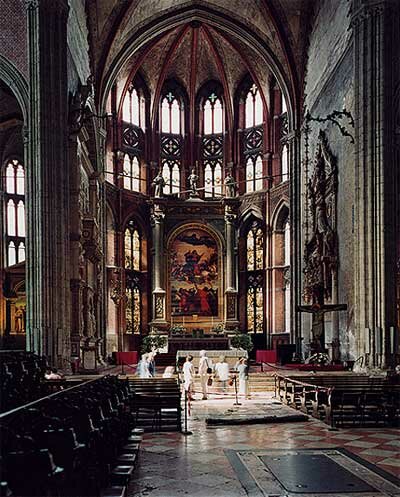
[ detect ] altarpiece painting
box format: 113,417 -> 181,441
170,228 -> 219,316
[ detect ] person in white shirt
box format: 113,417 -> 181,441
182,355 -> 195,400
137,354 -> 151,378
214,355 -> 230,391
198,350 -> 212,400
237,357 -> 250,399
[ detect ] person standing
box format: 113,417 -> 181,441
198,350 -> 212,400
214,355 -> 230,392
148,351 -> 156,377
137,353 -> 151,378
237,357 -> 250,399
182,355 -> 195,400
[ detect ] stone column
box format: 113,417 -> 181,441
150,201 -> 167,326
352,0 -> 400,367
224,198 -> 239,327
287,130 -> 303,353
25,0 -> 71,369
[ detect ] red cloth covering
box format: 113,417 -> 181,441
114,351 -> 138,365
256,350 -> 277,364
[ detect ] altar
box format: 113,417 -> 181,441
168,336 -> 229,355
176,349 -> 247,369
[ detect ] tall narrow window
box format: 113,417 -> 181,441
3,159 -> 25,266
160,91 -> 182,194
246,223 -> 264,333
124,220 -> 142,334
122,85 -> 140,127
124,224 -> 140,270
244,84 -> 264,193
126,279 -> 141,334
281,144 -> 288,182
283,219 -> 291,332
202,93 -> 224,198
123,154 -> 140,192
161,92 -> 181,134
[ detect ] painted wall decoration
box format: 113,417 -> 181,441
170,228 -> 219,316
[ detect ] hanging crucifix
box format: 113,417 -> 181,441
297,302 -> 347,353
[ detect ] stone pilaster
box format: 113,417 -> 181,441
150,201 -> 167,326
352,0 -> 400,367
223,198 -> 239,327
287,130 -> 303,353
25,0 -> 71,369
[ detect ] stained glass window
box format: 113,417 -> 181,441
161,93 -> 181,134
122,86 -> 140,127
3,159 -> 25,266
284,219 -> 291,332
244,84 -> 264,193
281,144 -> 288,182
246,155 -> 263,193
124,224 -> 140,271
247,281 -> 264,334
246,223 -> 264,333
123,154 -> 140,192
126,286 -> 141,334
124,222 -> 142,334
202,93 -> 224,198
162,160 -> 181,194
245,84 -> 263,128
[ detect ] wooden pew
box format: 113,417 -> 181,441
0,375 -> 143,497
274,373 -> 400,428
123,377 -> 182,432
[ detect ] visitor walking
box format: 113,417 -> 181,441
237,357 -> 250,399
214,355 -> 230,392
137,353 -> 151,378
198,350 -> 212,400
182,355 -> 195,400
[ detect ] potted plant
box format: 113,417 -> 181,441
141,333 -> 168,354
230,330 -> 254,353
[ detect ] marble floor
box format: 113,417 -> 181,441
128,393 -> 400,497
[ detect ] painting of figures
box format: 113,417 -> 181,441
170,228 -> 219,316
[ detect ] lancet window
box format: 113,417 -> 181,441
246,223 -> 264,333
202,92 -> 223,198
123,154 -> 140,192
160,91 -> 182,194
124,220 -> 142,334
3,159 -> 25,266
120,84 -> 144,192
244,84 -> 264,193
122,85 -> 141,127
283,218 -> 291,332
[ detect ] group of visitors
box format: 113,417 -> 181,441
182,351 -> 250,401
136,352 -> 157,378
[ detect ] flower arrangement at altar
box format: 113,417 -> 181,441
169,324 -> 186,335
211,322 -> 224,335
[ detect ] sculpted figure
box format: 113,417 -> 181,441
152,170 -> 166,197
224,172 -> 236,197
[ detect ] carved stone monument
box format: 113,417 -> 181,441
298,130 -> 346,353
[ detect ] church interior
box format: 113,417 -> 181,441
0,0 -> 399,496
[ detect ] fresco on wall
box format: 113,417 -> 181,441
170,228 -> 218,316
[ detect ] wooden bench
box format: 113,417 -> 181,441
0,375 -> 143,496
123,377 -> 182,432
275,373 -> 400,428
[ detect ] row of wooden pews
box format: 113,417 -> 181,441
121,377 -> 182,432
0,375 -> 144,497
275,373 -> 400,428
0,351 -> 50,412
